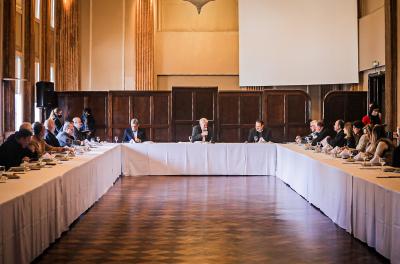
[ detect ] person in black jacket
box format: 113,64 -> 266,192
327,119 -> 346,148
191,118 -> 213,142
122,118 -> 147,143
312,120 -> 333,146
82,108 -> 96,139
248,120 -> 272,142
44,119 -> 61,147
0,129 -> 34,170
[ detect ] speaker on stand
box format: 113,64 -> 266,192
36,81 -> 57,121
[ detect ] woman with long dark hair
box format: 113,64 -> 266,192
362,103 -> 382,126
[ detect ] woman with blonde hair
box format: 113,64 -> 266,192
343,122 -> 356,148
356,124 -> 372,152
365,125 -> 394,164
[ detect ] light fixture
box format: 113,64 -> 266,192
183,0 -> 215,14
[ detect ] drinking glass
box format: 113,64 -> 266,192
114,136 -> 118,143
379,157 -> 386,172
188,136 -> 192,143
363,154 -> 368,166
254,136 -> 259,143
96,136 -> 101,143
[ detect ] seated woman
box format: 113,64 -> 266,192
356,125 -> 372,153
365,125 -> 394,164
343,122 -> 356,148
31,122 -> 66,157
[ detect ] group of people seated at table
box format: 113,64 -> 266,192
122,117 -> 273,143
296,103 -> 400,166
0,107 -> 97,170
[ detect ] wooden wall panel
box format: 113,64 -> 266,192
218,92 -> 262,142
56,92 -> 108,140
263,90 -> 310,143
323,91 -> 368,129
109,91 -> 171,142
172,87 -> 218,142
55,89 -> 311,143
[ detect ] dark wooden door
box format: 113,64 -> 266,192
263,90 -> 310,143
368,72 -> 385,115
172,87 -> 218,142
323,91 -> 368,129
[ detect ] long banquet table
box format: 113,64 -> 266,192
121,143 -> 277,176
0,144 -> 121,264
1,142 -> 400,263
276,143 -> 400,263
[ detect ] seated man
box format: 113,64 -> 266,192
0,129 -> 33,170
44,119 -> 61,147
56,122 -> 76,147
296,120 -> 317,143
122,118 -> 147,143
248,120 -> 272,142
31,122 -> 66,157
191,118 -> 213,142
327,119 -> 346,148
72,117 -> 86,141
5,122 -> 38,160
311,120 -> 332,146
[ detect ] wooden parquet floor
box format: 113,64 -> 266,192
34,176 -> 389,264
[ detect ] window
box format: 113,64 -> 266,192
35,0 -> 41,20
34,61 -> 41,122
50,0 -> 55,28
15,56 -> 23,130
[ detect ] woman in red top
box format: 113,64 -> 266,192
362,103 -> 382,125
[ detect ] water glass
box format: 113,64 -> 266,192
96,136 -> 101,143
379,157 -> 386,172
114,136 -> 118,143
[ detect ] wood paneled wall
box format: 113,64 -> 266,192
56,89 -> 312,143
323,91 -> 368,129
263,90 -> 311,142
219,91 -> 263,142
55,0 -> 80,91
172,87 -> 218,142
56,92 -> 108,139
135,0 -> 155,90
109,91 -> 171,142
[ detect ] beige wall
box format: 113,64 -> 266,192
359,7 -> 385,71
80,0 -> 136,91
155,0 -> 238,90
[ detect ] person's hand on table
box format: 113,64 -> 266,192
22,157 -> 30,162
134,137 -> 141,143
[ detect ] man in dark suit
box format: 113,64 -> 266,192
123,118 -> 147,143
0,129 -> 34,170
191,118 -> 213,142
327,119 -> 346,148
248,120 -> 272,142
57,122 -> 76,147
44,119 -> 61,147
311,120 -> 333,146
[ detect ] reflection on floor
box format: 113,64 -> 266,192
35,176 -> 388,263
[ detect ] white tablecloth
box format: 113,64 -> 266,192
276,144 -> 400,263
121,143 -> 277,176
1,142 -> 399,263
0,144 -> 121,264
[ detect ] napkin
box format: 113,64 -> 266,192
354,152 -> 364,161
340,149 -> 350,159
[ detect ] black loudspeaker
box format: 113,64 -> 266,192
36,81 -> 57,108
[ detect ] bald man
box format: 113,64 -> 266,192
44,119 -> 61,147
